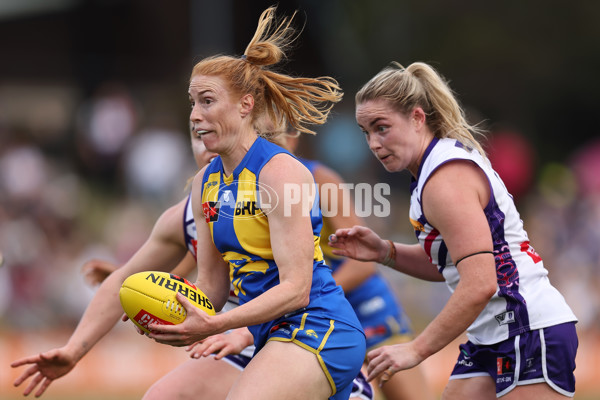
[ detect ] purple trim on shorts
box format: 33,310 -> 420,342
222,354 -> 252,371
351,370 -> 374,400
450,322 -> 577,397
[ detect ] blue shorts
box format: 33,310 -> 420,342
450,322 -> 578,397
267,312 -> 367,400
346,273 -> 414,350
223,354 -> 374,399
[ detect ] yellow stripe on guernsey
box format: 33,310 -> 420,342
318,217 -> 342,263
202,162 -> 324,298
233,169 -> 272,259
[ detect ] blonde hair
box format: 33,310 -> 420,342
191,6 -> 342,135
356,62 -> 486,156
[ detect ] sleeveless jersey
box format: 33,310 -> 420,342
199,137 -> 362,352
184,191 -> 254,357
409,137 -> 576,345
184,193 -> 240,306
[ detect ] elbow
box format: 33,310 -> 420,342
296,289 -> 311,310
475,281 -> 497,306
289,286 -> 311,311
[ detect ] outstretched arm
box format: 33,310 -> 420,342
366,161 -> 497,382
329,226 -> 443,282
11,197 -> 190,397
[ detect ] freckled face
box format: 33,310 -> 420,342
356,99 -> 425,176
188,75 -> 244,154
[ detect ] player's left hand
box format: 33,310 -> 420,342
366,341 -> 424,386
81,259 -> 119,287
147,293 -> 219,346
11,347 -> 78,397
187,327 -> 254,359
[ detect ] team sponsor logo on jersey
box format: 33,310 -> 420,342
494,310 -> 515,326
203,179 -> 277,220
202,201 -> 220,222
235,201 -> 259,216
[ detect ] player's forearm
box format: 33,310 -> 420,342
65,272 -> 127,361
388,242 -> 445,281
412,278 -> 492,359
215,280 -> 310,332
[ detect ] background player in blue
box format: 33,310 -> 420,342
146,6 -> 365,400
272,128 -> 434,400
329,61 -> 578,399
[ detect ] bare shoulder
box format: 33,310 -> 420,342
260,153 -> 313,187
426,160 -> 489,200
423,159 -> 491,228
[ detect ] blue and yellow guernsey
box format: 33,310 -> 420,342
200,137 -> 362,353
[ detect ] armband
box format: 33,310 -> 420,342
455,250 -> 494,266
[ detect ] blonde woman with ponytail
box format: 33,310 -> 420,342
330,62 -> 578,399
145,7 -> 365,400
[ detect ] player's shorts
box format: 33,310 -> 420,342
222,353 -> 252,371
223,352 -> 374,399
449,322 -> 578,397
350,370 -> 374,400
267,312 -> 367,400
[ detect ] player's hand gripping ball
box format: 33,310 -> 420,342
119,271 -> 215,334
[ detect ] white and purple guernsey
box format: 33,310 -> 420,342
409,137 -> 576,345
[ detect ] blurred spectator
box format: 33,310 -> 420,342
75,82 -> 139,179
486,130 -> 536,201
121,128 -> 194,206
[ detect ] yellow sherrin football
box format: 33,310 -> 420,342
119,271 -> 215,334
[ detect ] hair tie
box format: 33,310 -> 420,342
241,54 -> 247,60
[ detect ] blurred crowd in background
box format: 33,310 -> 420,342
1,0 -> 599,340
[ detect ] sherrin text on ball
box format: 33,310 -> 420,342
119,271 -> 215,334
